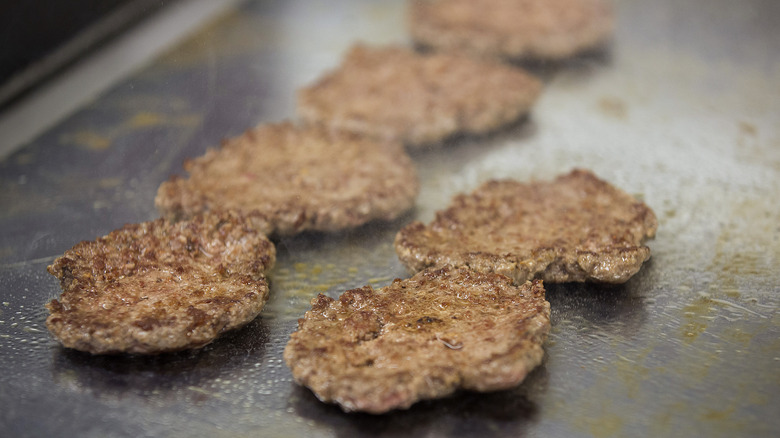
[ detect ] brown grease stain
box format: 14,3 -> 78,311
738,121 -> 757,136
97,178 -> 122,189
13,152 -> 34,165
58,111 -> 201,153
266,262 -> 355,322
60,131 -> 111,151
0,246 -> 13,261
597,97 -> 628,120
652,197 -> 780,432
734,119 -> 780,171
123,112 -> 200,132
681,297 -> 714,342
157,10 -> 277,69
721,326 -> 753,346
700,404 -> 738,424
707,196 -> 780,299
612,348 -> 652,399
265,240 -> 399,323
128,112 -> 165,128
555,331 -> 773,437
586,408 -> 624,438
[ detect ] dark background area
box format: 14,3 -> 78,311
0,0 -> 172,110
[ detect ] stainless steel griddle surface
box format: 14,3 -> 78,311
1,0 -> 778,436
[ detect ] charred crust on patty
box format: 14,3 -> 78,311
395,169 -> 657,284
297,44 -> 541,148
408,0 -> 615,60
155,122 -> 419,237
45,210 -> 275,355
283,265 -> 550,414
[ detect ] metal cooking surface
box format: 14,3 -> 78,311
1,0 -> 778,436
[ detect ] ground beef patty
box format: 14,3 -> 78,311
408,0 -> 615,60
155,122 -> 419,236
395,169 -> 657,284
297,44 -> 541,148
284,266 -> 550,414
45,211 -> 276,355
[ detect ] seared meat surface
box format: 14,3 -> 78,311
46,211 -> 275,354
395,169 -> 657,284
156,122 -> 419,236
298,44 -> 541,148
284,266 -> 550,413
408,0 -> 615,60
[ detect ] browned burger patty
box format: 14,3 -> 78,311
395,169 -> 657,284
408,0 -> 615,60
297,44 -> 542,148
155,122 -> 419,236
284,266 -> 550,414
45,211 -> 276,355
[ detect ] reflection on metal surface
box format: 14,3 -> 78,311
0,0 -> 779,436
0,0 -> 243,159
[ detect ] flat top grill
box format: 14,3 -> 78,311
0,1 -> 778,436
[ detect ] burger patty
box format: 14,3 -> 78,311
395,169 -> 657,284
155,122 -> 419,236
284,265 -> 550,414
45,211 -> 276,355
297,44 -> 541,148
408,0 -> 615,60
